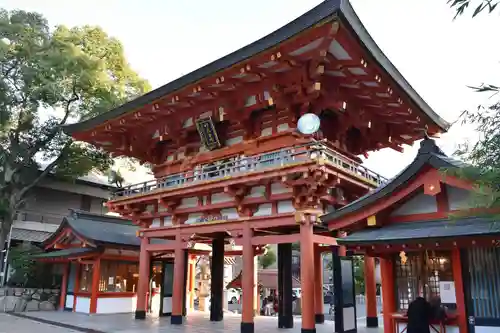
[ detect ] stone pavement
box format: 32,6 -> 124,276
7,311 -> 384,333
0,313 -> 79,333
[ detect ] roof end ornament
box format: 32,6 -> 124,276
419,128 -> 446,156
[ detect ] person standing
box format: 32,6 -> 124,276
406,296 -> 432,333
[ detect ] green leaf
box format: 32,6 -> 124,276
0,9 -> 150,244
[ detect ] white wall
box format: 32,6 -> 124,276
390,191 -> 437,216
96,297 -> 137,314
75,296 -> 90,313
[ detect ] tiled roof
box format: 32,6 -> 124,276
32,247 -> 97,259
321,137 -> 467,224
63,0 -> 448,136
43,210 -> 167,248
337,216 -> 500,244
11,228 -> 52,243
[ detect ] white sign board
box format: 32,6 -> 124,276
439,281 -> 456,304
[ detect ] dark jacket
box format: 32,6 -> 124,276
406,297 -> 432,333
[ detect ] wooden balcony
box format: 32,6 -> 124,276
111,142 -> 387,202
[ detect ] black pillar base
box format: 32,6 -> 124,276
301,328 -> 316,333
315,314 -> 325,324
241,322 -> 254,333
366,316 -> 379,327
171,315 -> 183,325
278,316 -> 294,329
134,310 -> 146,320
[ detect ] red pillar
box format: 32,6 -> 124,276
135,237 -> 150,319
364,255 -> 378,327
451,248 -> 468,333
313,244 -> 324,324
380,257 -> 396,333
89,258 -> 100,314
171,235 -> 186,325
241,225 -> 255,333
188,256 -> 196,311
59,262 -> 69,310
300,220 -> 315,332
73,263 -> 80,312
337,231 -> 347,256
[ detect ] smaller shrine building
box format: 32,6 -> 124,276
322,138 -> 500,333
35,210 -> 227,316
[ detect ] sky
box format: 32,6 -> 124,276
2,0 -> 499,182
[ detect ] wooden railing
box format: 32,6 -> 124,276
112,142 -> 388,199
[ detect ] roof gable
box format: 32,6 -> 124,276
321,137 -> 466,226
44,210 -> 142,248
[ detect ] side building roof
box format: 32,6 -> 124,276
321,137 -> 467,224
63,0 -> 449,136
43,209 -> 143,248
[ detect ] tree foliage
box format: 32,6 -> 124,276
443,1 -> 500,212
258,245 -> 277,269
0,9 -> 150,251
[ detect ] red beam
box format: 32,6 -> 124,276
312,235 -> 337,246
144,242 -> 176,252
249,233 -> 301,246
141,213 -> 296,238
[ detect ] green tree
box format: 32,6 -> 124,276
442,1 -> 500,211
0,10 -> 150,259
258,245 -> 277,269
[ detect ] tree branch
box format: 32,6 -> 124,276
15,142 -> 71,205
29,83 -> 79,156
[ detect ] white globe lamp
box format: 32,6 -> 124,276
297,113 -> 321,135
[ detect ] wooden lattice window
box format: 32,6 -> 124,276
394,251 -> 454,311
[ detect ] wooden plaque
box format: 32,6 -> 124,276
195,116 -> 221,150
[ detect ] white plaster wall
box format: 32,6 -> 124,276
185,213 -> 203,224
254,203 -> 272,216
162,297 -> 172,314
390,192 -> 437,216
271,182 -> 292,194
226,136 -> 243,146
96,297 -> 137,314
260,127 -> 273,137
476,327 -> 500,333
247,186 -> 266,198
65,295 -> 74,309
220,208 -> 239,219
277,123 -> 289,132
151,218 -> 161,228
277,200 -> 295,213
75,297 -> 90,313
179,197 -> 198,209
164,216 -> 173,226
446,185 -> 473,210
211,193 -> 233,204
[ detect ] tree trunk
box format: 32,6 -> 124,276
0,214 -> 14,283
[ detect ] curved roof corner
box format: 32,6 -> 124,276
321,138 -> 465,225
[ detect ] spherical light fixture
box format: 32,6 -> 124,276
297,113 -> 321,135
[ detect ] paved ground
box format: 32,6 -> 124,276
227,302 -> 383,320
0,313 -> 80,333
9,311 -> 384,333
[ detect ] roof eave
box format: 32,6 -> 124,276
338,1 -> 449,132
63,0 -> 448,137
62,0 -> 344,136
